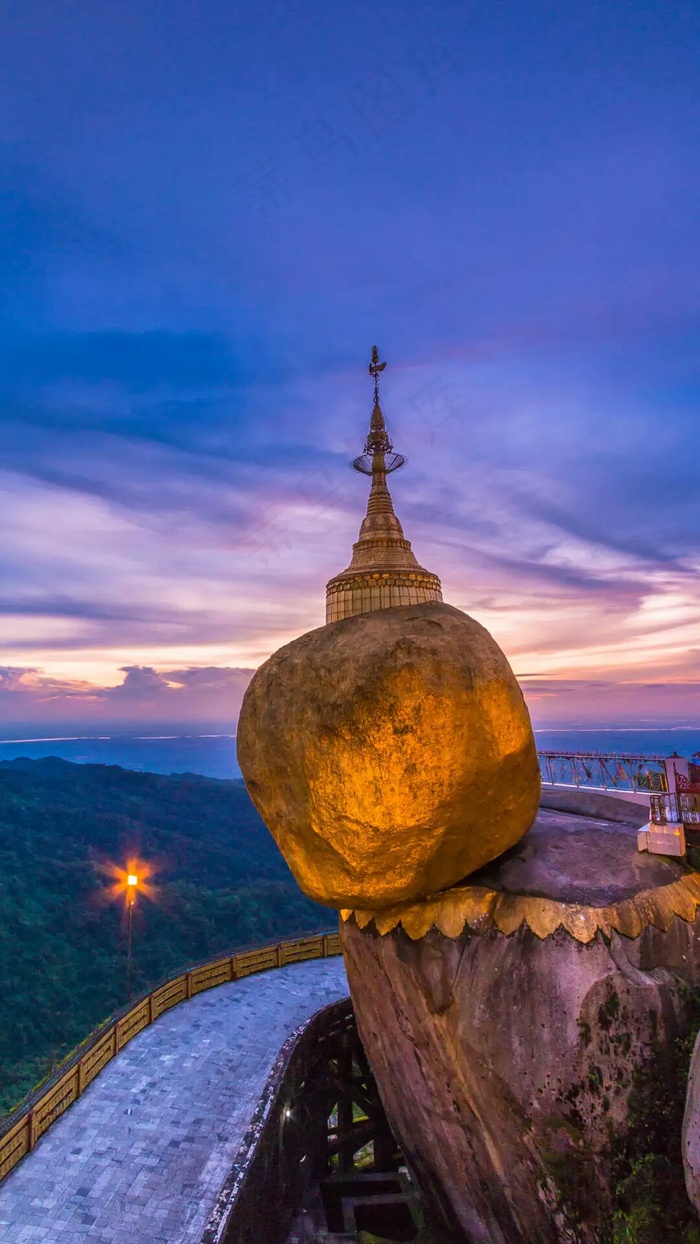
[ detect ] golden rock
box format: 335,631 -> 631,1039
236,600 -> 540,909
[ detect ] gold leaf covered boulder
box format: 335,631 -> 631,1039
236,600 -> 540,909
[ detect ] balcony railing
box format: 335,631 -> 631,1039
633,790 -> 700,831
538,750 -> 667,793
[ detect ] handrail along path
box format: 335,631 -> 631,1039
0,929 -> 342,1186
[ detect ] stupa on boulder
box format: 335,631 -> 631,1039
325,346 -> 443,622
237,349 -> 700,1243
237,349 -> 540,909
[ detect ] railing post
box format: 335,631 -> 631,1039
665,755 -> 690,794
27,1111 -> 35,1152
650,794 -> 668,826
230,955 -> 237,981
77,1062 -> 83,1098
186,971 -> 193,999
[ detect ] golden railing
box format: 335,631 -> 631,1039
0,929 -> 342,1186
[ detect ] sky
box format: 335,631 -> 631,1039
0,0 -> 699,729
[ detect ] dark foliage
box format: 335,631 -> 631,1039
0,757 -> 328,1115
605,983 -> 700,1243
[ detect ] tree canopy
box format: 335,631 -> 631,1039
0,757 -> 327,1114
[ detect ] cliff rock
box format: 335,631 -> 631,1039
341,808 -> 700,1243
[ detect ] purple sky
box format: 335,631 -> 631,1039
1,1 -> 699,728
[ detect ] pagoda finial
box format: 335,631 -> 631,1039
354,347 -> 405,471
369,344 -> 387,406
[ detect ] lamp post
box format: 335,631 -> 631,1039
126,872 -> 138,1001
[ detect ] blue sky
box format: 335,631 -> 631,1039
1,0 -> 699,726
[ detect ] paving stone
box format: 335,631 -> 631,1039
0,958 -> 348,1242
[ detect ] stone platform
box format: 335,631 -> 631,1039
469,807 -> 679,904
341,803 -> 700,1244
344,806 -> 698,942
0,958 -> 348,1244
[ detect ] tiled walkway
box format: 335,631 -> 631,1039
0,958 -> 348,1244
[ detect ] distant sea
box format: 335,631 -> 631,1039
0,730 -> 240,779
0,726 -> 697,779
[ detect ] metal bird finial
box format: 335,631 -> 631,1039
368,345 -> 387,405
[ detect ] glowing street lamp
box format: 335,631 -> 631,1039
97,856 -> 157,1003
125,873 -> 139,1000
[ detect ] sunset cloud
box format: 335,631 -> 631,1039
1,663 -> 697,730
1,2 -> 698,729
0,665 -> 254,725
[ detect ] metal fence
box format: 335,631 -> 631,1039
0,929 -> 341,1187
651,792 -> 700,828
538,751 -> 667,792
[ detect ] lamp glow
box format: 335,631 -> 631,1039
96,855 -> 158,1003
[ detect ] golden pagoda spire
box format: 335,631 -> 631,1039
325,348 -> 443,624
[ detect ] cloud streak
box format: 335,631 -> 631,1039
2,664 -> 697,730
0,3 -> 699,726
0,665 -> 255,725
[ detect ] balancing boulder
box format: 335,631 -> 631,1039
236,601 -> 540,909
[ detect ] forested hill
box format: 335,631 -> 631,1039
0,757 -> 328,1115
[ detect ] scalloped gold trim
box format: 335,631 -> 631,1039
340,873 -> 700,944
